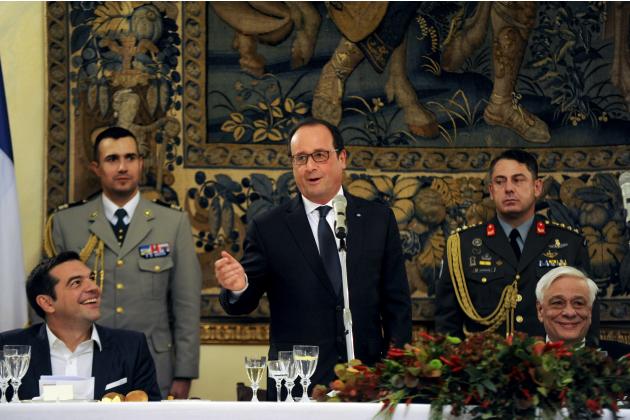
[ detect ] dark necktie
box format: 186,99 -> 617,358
113,208 -> 128,245
509,229 -> 521,260
317,206 -> 342,296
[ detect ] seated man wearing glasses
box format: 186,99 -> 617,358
215,117 -> 412,399
536,266 -> 630,359
0,251 -> 160,401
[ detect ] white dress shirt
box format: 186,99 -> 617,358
301,186 -> 345,254
46,324 -> 101,377
102,191 -> 140,225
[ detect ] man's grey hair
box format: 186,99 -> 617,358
535,266 -> 598,305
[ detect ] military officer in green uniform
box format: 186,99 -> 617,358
435,149 -> 599,345
45,127 -> 201,398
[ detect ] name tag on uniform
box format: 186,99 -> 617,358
139,243 -> 170,259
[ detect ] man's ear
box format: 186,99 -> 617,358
534,178 -> 543,199
536,301 -> 543,323
89,160 -> 99,176
36,295 -> 55,315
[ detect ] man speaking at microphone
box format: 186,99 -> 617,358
215,118 -> 411,398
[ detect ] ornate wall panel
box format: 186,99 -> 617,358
46,2 -> 630,344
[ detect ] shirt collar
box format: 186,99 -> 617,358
46,323 -> 102,351
497,214 -> 534,241
301,186 -> 345,216
102,191 -> 140,225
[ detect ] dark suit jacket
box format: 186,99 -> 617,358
599,340 -> 630,360
220,193 -> 412,390
0,323 -> 161,401
436,215 -> 599,346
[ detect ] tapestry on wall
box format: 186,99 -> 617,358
46,2 -> 630,344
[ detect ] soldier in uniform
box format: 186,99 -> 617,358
435,149 -> 599,345
44,127 -> 201,398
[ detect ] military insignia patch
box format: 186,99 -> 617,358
472,238 -> 482,247
538,258 -> 568,268
469,256 -> 477,267
543,250 -> 558,259
486,224 -> 496,237
549,239 -> 568,249
479,253 -> 493,266
536,221 -> 546,235
139,243 -> 170,259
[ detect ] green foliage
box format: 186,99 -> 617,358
315,332 -> 630,419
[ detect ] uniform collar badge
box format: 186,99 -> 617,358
536,221 -> 546,235
486,224 -> 496,237
472,238 -> 482,247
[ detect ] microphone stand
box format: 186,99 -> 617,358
338,236 -> 355,361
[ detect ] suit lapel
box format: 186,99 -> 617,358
519,216 -> 549,270
345,194 -> 364,291
91,325 -> 111,397
484,218 -> 519,269
284,196 -> 337,297
88,198 -> 122,253
119,197 -> 153,258
32,324 -> 52,377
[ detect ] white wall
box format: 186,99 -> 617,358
0,2 -> 267,401
0,2 -> 46,272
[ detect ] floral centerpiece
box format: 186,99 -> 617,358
312,332 -> 630,419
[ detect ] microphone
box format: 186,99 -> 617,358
332,195 -> 347,239
620,171 -> 630,225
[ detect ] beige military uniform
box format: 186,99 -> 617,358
45,194 -> 201,396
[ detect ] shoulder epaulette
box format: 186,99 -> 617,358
544,219 -> 582,235
152,198 -> 183,211
54,199 -> 87,212
452,221 -> 484,235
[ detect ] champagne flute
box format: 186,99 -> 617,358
244,356 -> 266,402
278,351 -> 298,402
293,345 -> 318,403
3,345 -> 31,403
0,349 -> 16,403
267,360 -> 287,402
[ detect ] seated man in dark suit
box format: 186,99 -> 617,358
536,266 -> 630,359
0,251 -> 161,401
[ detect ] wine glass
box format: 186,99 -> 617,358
0,349 -> 16,403
292,345 -> 318,403
3,345 -> 31,403
267,360 -> 287,402
278,351 -> 298,402
244,356 -> 266,402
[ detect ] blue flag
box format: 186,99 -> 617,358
0,58 -> 28,331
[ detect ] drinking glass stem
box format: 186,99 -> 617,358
285,380 -> 294,402
10,380 -> 21,403
0,382 -> 7,404
251,384 -> 259,402
300,377 -> 310,403
275,381 -> 282,402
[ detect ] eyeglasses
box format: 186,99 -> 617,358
290,150 -> 339,166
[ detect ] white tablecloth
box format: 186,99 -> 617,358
0,401 -> 628,420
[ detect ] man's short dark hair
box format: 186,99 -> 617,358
93,126 -> 138,161
488,149 -> 539,179
287,118 -> 345,155
26,251 -> 82,319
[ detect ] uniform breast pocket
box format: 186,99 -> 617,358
138,257 -> 173,299
466,270 -> 509,315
